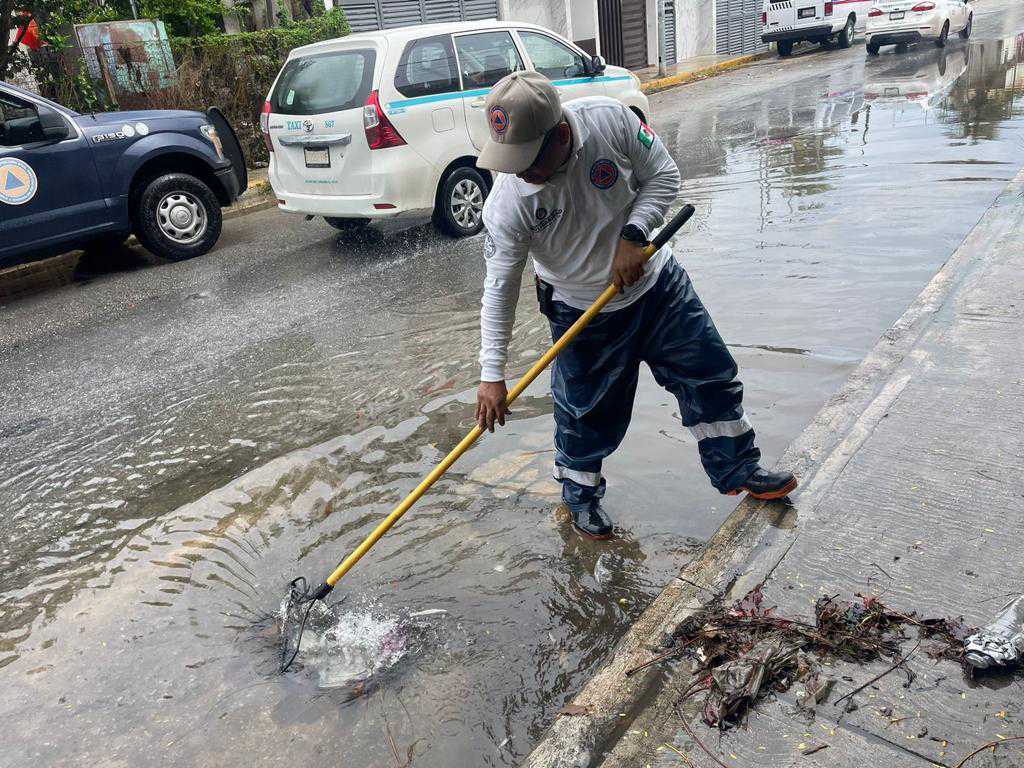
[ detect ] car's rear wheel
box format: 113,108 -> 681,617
133,173 -> 222,261
959,14 -> 972,38
837,16 -> 855,48
935,20 -> 949,47
435,166 -> 487,237
325,217 -> 370,232
777,40 -> 794,57
866,40 -> 881,55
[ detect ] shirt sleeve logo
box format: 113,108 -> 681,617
638,122 -> 655,149
589,159 -> 619,190
489,106 -> 509,139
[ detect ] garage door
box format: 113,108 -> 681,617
597,0 -> 648,69
715,0 -> 766,56
339,0 -> 499,33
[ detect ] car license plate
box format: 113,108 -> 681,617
798,6 -> 815,18
304,147 -> 330,168
889,10 -> 905,19
884,86 -> 900,96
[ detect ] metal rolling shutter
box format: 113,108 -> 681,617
338,0 -> 497,32
663,0 -> 676,65
715,0 -> 766,55
620,0 -> 648,69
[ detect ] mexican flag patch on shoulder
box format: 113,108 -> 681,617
637,122 -> 655,149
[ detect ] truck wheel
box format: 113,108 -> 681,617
133,173 -> 222,261
866,40 -> 880,55
838,16 -> 855,48
935,20 -> 949,47
435,166 -> 487,237
777,40 -> 794,57
325,217 -> 370,232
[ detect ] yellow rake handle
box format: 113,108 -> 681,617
321,204 -> 696,591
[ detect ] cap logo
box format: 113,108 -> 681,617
489,106 -> 509,138
590,159 -> 619,190
536,207 -> 547,220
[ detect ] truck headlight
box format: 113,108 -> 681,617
199,124 -> 224,159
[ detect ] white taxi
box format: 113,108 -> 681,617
261,21 -> 650,237
865,0 -> 972,54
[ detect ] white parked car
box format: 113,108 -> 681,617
761,0 -> 872,57
260,21 -> 650,237
865,0 -> 972,54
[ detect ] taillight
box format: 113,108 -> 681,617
824,1 -> 833,14
761,10 -> 766,24
260,100 -> 273,154
868,7 -> 883,16
911,1 -> 935,10
363,90 -> 406,150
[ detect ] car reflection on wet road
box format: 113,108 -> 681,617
3,9 -> 1024,766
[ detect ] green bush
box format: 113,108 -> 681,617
164,9 -> 351,168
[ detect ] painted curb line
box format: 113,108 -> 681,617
640,52 -> 769,95
521,167 -> 1024,768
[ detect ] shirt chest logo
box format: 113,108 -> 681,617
528,206 -> 564,233
589,159 -> 619,190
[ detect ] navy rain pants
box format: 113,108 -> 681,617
543,258 -> 761,507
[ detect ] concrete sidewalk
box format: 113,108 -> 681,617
525,168 -> 1024,767
636,52 -> 769,95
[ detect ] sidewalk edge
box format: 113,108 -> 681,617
521,166 -> 1024,768
640,53 -> 768,95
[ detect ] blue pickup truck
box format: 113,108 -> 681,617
0,80 -> 247,267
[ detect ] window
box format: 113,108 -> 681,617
454,31 -> 524,90
0,91 -> 42,147
519,32 -> 585,80
271,49 -> 377,115
395,35 -> 459,98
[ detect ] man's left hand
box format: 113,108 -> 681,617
611,238 -> 648,291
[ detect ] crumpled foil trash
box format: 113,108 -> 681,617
964,594 -> 1024,670
704,638 -> 813,726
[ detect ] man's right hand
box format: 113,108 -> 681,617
476,380 -> 510,433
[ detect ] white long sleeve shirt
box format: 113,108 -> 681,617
478,97 -> 681,382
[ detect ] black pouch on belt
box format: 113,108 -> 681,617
535,275 -> 555,318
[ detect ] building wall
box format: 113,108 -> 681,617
676,0 -> 715,57
499,0 -> 572,37
570,0 -> 599,54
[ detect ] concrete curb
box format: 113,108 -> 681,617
640,53 -> 769,95
224,192 -> 276,220
522,168 -> 1024,768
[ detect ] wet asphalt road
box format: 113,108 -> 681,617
3,3 -> 1024,765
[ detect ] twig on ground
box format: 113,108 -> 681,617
801,744 -> 829,756
834,641 -> 920,708
869,561 -> 893,580
626,638 -> 696,677
953,736 -> 1024,768
676,707 -> 730,768
663,741 -> 697,767
678,575 -> 719,597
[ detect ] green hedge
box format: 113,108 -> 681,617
165,9 -> 351,168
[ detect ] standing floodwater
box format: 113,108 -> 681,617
3,14 -> 1024,767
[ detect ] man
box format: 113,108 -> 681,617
474,71 -> 796,540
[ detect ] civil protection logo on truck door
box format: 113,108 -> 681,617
590,159 -> 618,190
0,157 -> 38,205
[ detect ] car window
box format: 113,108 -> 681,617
454,31 -> 524,90
395,35 -> 460,98
0,91 -> 42,147
519,31 -> 585,80
271,49 -> 376,115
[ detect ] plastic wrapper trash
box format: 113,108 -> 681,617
964,594 -> 1024,670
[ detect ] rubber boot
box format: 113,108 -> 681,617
726,467 -> 798,500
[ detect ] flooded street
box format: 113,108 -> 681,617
4,5 -> 1024,765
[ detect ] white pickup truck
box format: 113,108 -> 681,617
761,0 -> 872,56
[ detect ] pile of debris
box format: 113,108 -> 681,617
656,586 -> 975,729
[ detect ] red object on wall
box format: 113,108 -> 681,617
15,17 -> 43,50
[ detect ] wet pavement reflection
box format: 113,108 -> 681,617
3,21 -> 1024,768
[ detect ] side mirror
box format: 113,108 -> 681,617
36,105 -> 70,142
591,55 -> 607,75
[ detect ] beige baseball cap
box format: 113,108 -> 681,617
476,70 -> 564,174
